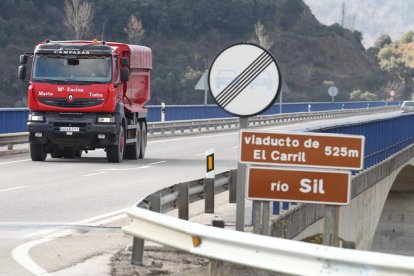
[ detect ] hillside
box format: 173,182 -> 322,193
374,33 -> 414,99
303,0 -> 414,48
0,0 -> 394,107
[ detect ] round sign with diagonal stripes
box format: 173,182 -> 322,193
208,43 -> 281,117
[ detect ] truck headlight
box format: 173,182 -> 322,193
97,116 -> 115,123
28,114 -> 44,122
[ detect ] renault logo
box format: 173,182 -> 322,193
68,94 -> 74,102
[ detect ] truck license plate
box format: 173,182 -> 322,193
59,127 -> 80,132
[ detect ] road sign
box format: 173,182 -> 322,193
328,86 -> 338,97
195,70 -> 210,105
240,130 -> 365,170
195,70 -> 209,90
389,90 -> 396,97
247,167 -> 351,205
208,43 -> 281,117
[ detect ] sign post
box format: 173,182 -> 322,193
389,90 -> 396,101
324,205 -> 340,246
236,118 -> 249,231
328,86 -> 338,103
208,43 -> 282,231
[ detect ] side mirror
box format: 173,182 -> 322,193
19,55 -> 28,65
18,65 -> 27,80
120,68 -> 129,82
120,57 -> 129,67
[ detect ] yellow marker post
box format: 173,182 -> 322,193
206,148 -> 215,179
205,148 -> 215,213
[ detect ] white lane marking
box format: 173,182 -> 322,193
0,159 -> 31,165
12,238 -> 53,276
194,153 -> 205,156
96,165 -> 151,172
13,208 -> 129,275
148,132 -> 234,144
0,186 -> 26,193
232,146 -> 239,149
82,172 -> 106,177
91,213 -> 127,225
93,160 -> 167,173
147,161 -> 167,166
24,208 -> 129,238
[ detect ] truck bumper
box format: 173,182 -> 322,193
27,112 -> 121,149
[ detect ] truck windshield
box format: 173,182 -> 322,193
32,55 -> 112,84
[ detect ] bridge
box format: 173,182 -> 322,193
1,102 -> 414,275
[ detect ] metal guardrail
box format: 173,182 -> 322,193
122,207 -> 414,276
137,170 -> 235,216
0,106 -> 397,152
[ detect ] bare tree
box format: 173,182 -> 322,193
124,15 -> 145,44
340,1 -> 346,27
350,12 -> 358,31
63,0 -> 93,40
340,1 -> 358,31
250,20 -> 273,50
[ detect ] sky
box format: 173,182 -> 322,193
303,0 -> 414,48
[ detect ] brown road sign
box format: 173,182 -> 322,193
240,130 -> 365,170
247,167 -> 351,205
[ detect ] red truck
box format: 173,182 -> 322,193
18,40 -> 152,163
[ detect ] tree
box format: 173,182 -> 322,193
250,20 -> 273,50
401,31 -> 414,44
374,34 -> 392,49
63,0 -> 93,40
349,89 -> 378,101
124,15 -> 145,44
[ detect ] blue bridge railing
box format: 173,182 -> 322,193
317,113 -> 414,169
0,101 -> 400,134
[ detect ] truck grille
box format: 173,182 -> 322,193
39,98 -> 104,108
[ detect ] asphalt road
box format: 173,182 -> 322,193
0,110 -> 403,275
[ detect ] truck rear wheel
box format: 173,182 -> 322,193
125,126 -> 141,160
30,144 -> 47,161
139,121 -> 147,159
107,126 -> 125,163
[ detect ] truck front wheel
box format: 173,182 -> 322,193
30,144 -> 47,161
107,126 -> 125,163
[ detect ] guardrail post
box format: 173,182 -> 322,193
261,201 -> 270,236
150,193 -> 162,213
342,240 -> 356,249
229,169 -> 237,203
178,183 -> 189,220
7,143 -> 13,150
323,205 -> 340,247
253,201 -> 262,234
131,237 -> 145,265
204,178 -> 215,213
209,220 -> 225,275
